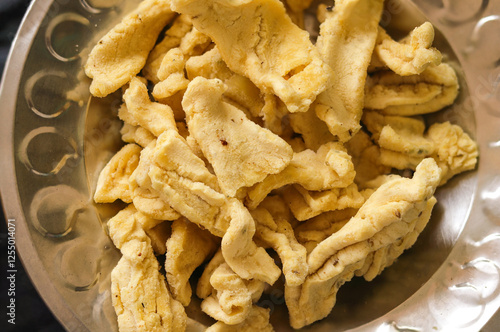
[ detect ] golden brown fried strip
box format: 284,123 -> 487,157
365,63 -> 459,116
246,142 -> 355,209
251,207 -> 308,286
94,143 -> 142,203
314,0 -> 384,141
294,209 -> 356,254
171,0 -> 331,113
108,206 -> 187,332
357,196 -> 436,281
307,158 -> 441,273
426,121 -> 478,185
283,183 -> 366,221
374,23 -> 442,76
362,111 -> 435,157
120,123 -> 156,148
206,305 -> 274,332
345,130 -> 391,186
121,77 -> 177,137
143,14 -> 193,83
182,77 -> 293,197
286,159 -> 441,328
221,199 -> 281,285
85,0 -> 176,97
165,218 -> 218,306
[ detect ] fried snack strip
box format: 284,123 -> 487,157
251,207 -> 308,286
121,123 -> 156,148
197,250 -> 267,325
286,159 -> 441,328
362,111 -> 435,157
357,196 -> 436,281
85,0 -> 176,97
129,142 -> 182,221
294,209 -> 355,254
147,131 -> 229,236
314,0 -> 384,141
365,63 -> 459,116
165,218 -> 218,306
307,158 -> 440,273
108,206 -> 187,332
94,143 -> 142,203
345,130 -> 391,186
143,14 -> 194,83
283,183 -> 366,221
121,77 -> 177,137
206,305 -> 274,332
373,22 -> 442,76
246,142 -> 355,209
426,121 -> 478,185
221,199 -> 282,285
171,0 -> 331,113
182,77 -> 293,197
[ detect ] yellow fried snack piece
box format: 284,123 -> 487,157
197,250 -> 267,325
357,196 -> 436,281
120,123 -> 156,148
94,143 -> 142,203
379,148 -> 426,170
153,72 -> 191,100
108,206 -> 187,332
362,111 -> 435,157
314,0 -> 384,141
185,47 -> 264,121
246,142 -> 355,209
286,159 -> 441,328
121,77 -> 177,137
171,0 -> 331,113
147,131 -> 228,237
182,77 -> 293,197
294,209 -> 356,254
221,199 -> 281,285
85,0 -> 176,97
345,130 -> 391,186
374,22 -> 442,76
426,121 -> 478,185
165,218 -> 218,306
365,63 -> 459,116
143,14 -> 193,83
129,146 -> 182,221
145,221 -> 172,255
307,158 -> 440,273
251,207 -> 308,286
201,263 -> 262,325
206,305 -> 274,332
283,183 -> 366,221
289,108 -> 335,151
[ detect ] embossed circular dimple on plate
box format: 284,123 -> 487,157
0,0 -> 499,331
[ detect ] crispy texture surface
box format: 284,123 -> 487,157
85,0 -> 175,97
365,63 -> 459,115
314,0 -> 384,141
286,159 -> 441,328
171,0 -> 331,113
166,218 -> 218,306
374,23 -> 442,76
94,143 -> 142,203
109,206 -> 187,332
246,142 -> 355,209
183,77 -> 293,197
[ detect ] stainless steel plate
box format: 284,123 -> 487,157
1,0 -> 499,331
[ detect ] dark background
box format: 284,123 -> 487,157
1,0 -> 65,331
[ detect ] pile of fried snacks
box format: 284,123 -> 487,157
86,0 -> 479,330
